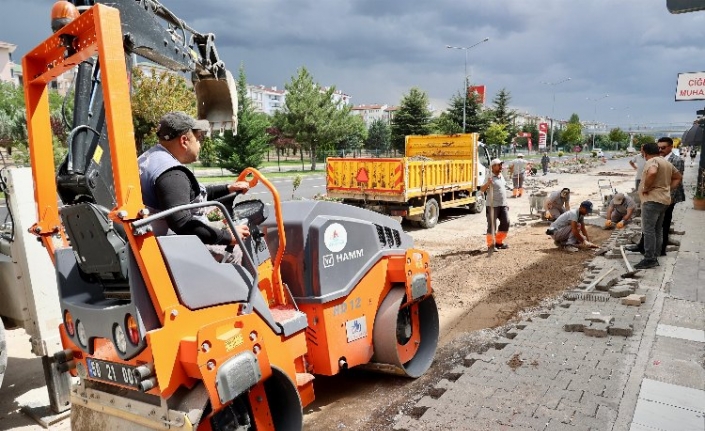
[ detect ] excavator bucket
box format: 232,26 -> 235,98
195,69 -> 238,133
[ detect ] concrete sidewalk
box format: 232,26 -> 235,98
393,164 -> 705,430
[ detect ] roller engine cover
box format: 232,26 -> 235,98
262,201 -> 412,304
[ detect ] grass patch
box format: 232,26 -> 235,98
197,169 -> 324,184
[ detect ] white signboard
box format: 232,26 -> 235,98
675,72 -> 705,101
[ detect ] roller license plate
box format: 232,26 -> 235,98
85,358 -> 140,388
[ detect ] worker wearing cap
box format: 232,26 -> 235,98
508,153 -> 527,198
543,188 -> 571,220
479,158 -> 510,250
138,111 -> 250,262
604,193 -> 636,229
547,201 -> 598,252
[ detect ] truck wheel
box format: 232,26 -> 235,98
420,198 -> 439,229
468,193 -> 486,214
0,318 -> 7,388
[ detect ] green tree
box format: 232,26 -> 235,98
443,88 -> 489,135
608,128 -> 628,145
279,67 -> 354,170
336,114 -> 367,158
390,87 -> 432,153
489,88 -> 517,146
560,113 -> 583,147
365,118 -> 392,155
484,122 -> 509,154
215,65 -> 270,173
430,112 -> 462,135
1,81 -> 72,164
131,68 -> 196,152
633,134 -> 655,147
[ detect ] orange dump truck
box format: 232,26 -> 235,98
326,133 -> 491,228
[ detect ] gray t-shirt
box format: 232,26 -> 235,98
610,195 -> 637,216
487,173 -> 508,207
630,154 -> 645,179
545,190 -> 569,210
550,208 -> 582,231
509,158 -> 527,178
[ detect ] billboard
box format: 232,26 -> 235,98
468,85 -> 486,104
538,123 -> 548,150
675,72 -> 705,101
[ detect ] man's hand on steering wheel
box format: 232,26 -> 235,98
228,181 -> 250,194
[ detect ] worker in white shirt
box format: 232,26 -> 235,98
508,153 -> 527,198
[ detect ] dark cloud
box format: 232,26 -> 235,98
3,0 -> 705,130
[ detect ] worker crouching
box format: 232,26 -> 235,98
543,188 -> 571,220
604,193 -> 636,229
546,200 -> 598,252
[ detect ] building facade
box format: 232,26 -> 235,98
350,104 -> 398,128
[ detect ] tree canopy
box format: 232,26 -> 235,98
130,68 -> 196,152
215,65 -> 270,173
277,67 -> 357,169
390,87 -> 432,153
365,118 -> 392,154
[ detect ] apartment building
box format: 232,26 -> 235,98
246,85 -> 286,115
0,41 -> 17,84
351,104 -> 398,128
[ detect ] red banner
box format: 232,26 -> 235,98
538,122 -> 548,150
468,85 -> 486,104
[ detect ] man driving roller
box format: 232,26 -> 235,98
138,111 -> 250,262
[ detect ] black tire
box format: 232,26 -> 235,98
468,193 -> 486,214
0,318 -> 7,388
420,198 -> 440,229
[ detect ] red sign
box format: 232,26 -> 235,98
468,85 -> 486,104
538,122 -> 548,150
356,168 -> 369,183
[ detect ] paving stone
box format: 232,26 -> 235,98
621,295 -> 642,306
596,274 -> 620,291
585,314 -> 614,324
583,322 -> 609,338
608,318 -> 634,336
609,285 -> 633,298
564,322 -> 586,332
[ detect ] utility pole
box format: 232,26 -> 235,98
446,37 -> 490,132
540,78 -> 571,152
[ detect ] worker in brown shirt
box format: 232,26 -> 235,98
634,142 -> 682,269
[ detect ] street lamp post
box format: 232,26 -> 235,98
610,106 -> 630,150
540,77 -> 571,153
587,94 -> 609,150
446,37 -> 490,133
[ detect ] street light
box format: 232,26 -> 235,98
587,94 -> 609,150
446,37 -> 490,133
540,77 -> 571,152
610,106 -> 630,150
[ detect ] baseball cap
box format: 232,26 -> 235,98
156,111 -> 210,141
490,158 -> 503,166
580,200 -> 593,214
612,193 -> 625,205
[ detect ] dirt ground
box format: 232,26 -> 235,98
303,158 -> 634,430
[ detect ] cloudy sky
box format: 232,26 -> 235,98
3,0 -> 705,133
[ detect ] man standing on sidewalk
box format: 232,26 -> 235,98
508,153 -> 527,198
627,137 -> 685,256
632,142 -> 682,269
480,158 -> 510,250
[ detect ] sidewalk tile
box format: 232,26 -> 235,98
656,324 -> 705,343
638,379 -> 705,414
632,398 -> 705,431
